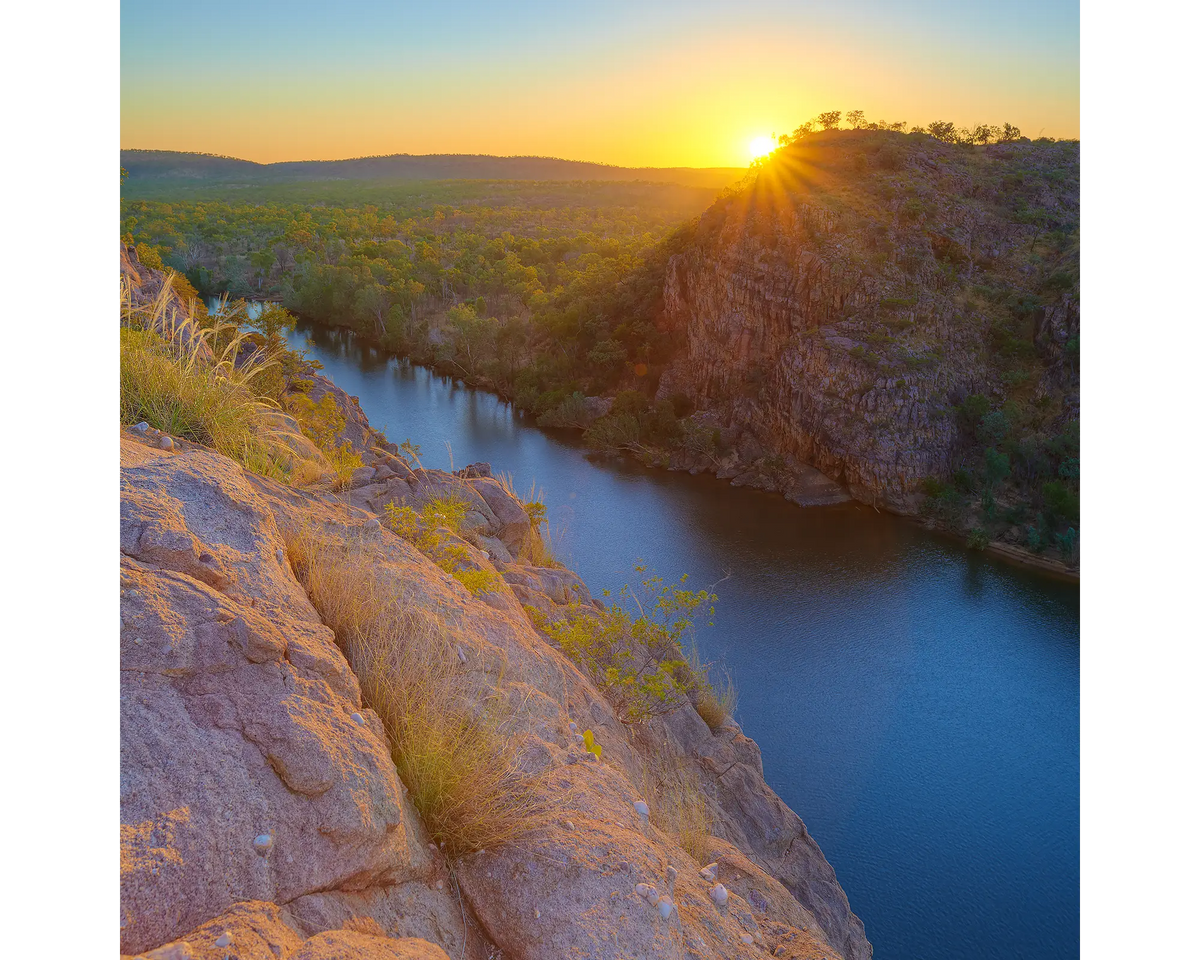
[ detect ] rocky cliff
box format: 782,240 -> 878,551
120,257 -> 871,959
657,130 -> 1079,546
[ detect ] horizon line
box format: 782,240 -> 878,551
119,147 -> 750,171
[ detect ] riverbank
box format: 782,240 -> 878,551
272,307 -> 1078,581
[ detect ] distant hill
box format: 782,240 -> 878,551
120,150 -> 746,190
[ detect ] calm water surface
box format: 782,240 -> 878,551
276,315 -> 1080,960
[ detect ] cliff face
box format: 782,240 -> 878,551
658,131 -> 1080,515
120,427 -> 870,960
121,256 -> 871,960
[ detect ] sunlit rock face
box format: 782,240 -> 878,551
659,132 -> 1079,514
119,425 -> 871,960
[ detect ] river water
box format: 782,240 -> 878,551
275,314 -> 1080,960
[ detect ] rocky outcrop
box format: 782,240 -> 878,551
121,422 -> 870,959
657,132 -> 1080,514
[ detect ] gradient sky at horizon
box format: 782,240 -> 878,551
121,0 -> 1079,167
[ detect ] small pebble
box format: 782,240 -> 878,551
159,436 -> 174,451
633,800 -> 650,818
534,907 -> 541,919
584,751 -> 597,762
565,754 -> 578,765
574,733 -> 585,745
709,883 -> 729,906
253,834 -> 273,855
436,880 -> 444,890
740,933 -> 754,944
364,518 -> 381,534
562,819 -> 575,831
215,932 -> 233,948
635,882 -> 657,901
656,895 -> 675,919
456,645 -> 467,664
568,721 -> 578,733
666,865 -> 678,890
351,712 -> 365,725
429,843 -> 438,853
133,421 -> 150,433
276,548 -> 285,564
700,861 -> 719,881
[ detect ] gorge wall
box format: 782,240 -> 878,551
656,131 -> 1080,519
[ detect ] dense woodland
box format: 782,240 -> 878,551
121,178 -> 716,414
122,119 -> 1079,561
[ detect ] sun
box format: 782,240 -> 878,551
749,135 -> 774,159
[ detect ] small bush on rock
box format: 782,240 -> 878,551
534,566 -> 718,724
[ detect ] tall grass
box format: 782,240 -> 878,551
287,526 -> 552,855
689,649 -> 739,732
121,274 -> 316,481
496,471 -> 561,567
640,745 -> 712,863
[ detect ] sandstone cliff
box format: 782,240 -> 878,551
120,256 -> 871,959
656,131 -> 1079,559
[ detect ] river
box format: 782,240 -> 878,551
269,312 -> 1080,960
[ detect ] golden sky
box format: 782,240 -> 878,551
122,1 -> 1079,167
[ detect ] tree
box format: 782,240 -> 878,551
997,122 -> 1022,143
969,124 -> 998,145
817,110 -> 842,130
846,110 -> 866,129
251,303 -> 296,346
927,120 -> 959,143
249,249 -> 275,291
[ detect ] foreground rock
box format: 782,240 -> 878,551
120,417 -> 870,959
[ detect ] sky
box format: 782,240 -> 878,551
121,0 -> 1079,168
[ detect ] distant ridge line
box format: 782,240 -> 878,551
119,149 -> 746,189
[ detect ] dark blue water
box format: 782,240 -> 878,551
278,316 -> 1080,960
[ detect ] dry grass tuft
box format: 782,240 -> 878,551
286,525 -> 552,855
495,472 -> 562,567
640,745 -> 713,863
689,649 -> 739,732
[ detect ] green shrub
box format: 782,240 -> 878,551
967,528 -> 990,550
979,410 -> 1011,444
984,447 -> 1012,483
1055,527 -> 1079,564
536,391 -> 591,428
1041,480 -> 1080,524
534,566 -> 717,724
283,392 -> 365,489
384,497 -> 500,596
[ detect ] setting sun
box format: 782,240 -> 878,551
749,135 -> 775,159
